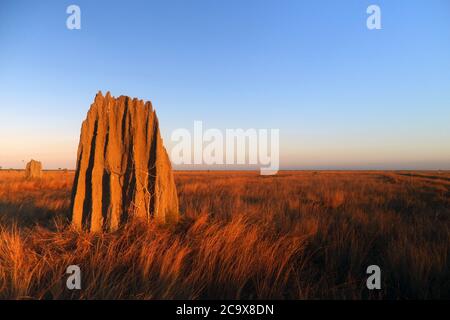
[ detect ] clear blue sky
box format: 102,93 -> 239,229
1,0 -> 449,169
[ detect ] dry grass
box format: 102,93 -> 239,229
0,170 -> 449,299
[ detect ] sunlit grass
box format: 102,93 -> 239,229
0,170 -> 448,299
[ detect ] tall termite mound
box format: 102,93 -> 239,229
25,160 -> 42,179
71,91 -> 179,232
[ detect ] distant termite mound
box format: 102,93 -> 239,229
71,91 -> 179,232
25,160 -> 42,179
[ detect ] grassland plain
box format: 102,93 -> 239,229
0,170 -> 448,299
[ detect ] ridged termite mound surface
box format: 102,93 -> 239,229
71,91 -> 179,232
25,160 -> 42,179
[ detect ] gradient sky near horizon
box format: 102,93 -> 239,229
1,0 -> 449,170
